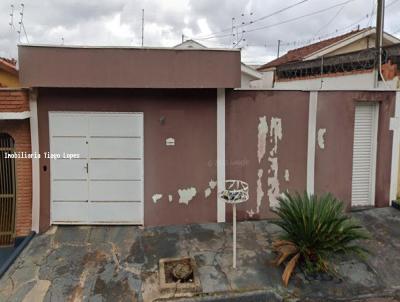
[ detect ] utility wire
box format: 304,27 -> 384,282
314,5 -> 346,36
205,0 -> 399,53
194,0 -> 310,39
386,0 -> 400,7
196,0 -> 356,41
367,0 -> 376,26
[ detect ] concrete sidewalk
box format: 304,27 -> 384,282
0,207 -> 399,301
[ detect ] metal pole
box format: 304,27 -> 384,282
141,9 -> 144,47
374,0 -> 385,87
277,39 -> 281,58
233,203 -> 237,269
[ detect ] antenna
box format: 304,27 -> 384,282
231,12 -> 254,48
141,9 -> 144,47
17,3 -> 24,42
17,3 -> 29,43
231,17 -> 236,47
9,5 -> 15,30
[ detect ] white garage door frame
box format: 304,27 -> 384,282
351,102 -> 379,207
49,111 -> 144,225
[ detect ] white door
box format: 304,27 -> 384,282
351,103 -> 378,207
49,112 -> 144,224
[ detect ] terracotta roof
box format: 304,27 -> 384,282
0,57 -> 18,76
257,28 -> 367,71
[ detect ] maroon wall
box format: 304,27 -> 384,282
19,46 -> 241,88
37,88 -> 217,232
226,90 -> 310,220
315,91 -> 395,208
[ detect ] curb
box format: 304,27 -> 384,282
0,231 -> 36,279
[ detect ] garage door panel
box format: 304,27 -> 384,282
52,159 -> 87,180
50,114 -> 88,137
53,180 -> 88,201
50,112 -> 143,224
89,202 -> 142,223
90,159 -> 142,180
89,137 -> 142,158
90,181 -> 142,202
89,114 -> 143,137
52,202 -> 89,223
51,137 -> 88,158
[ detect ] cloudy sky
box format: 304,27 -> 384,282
1,0 -> 399,65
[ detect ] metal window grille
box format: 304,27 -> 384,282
0,133 -> 16,246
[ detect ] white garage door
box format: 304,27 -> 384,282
351,103 -> 378,207
49,112 -> 143,224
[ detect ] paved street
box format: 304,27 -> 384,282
0,207 -> 399,301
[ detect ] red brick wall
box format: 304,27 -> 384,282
0,89 -> 29,112
0,89 -> 32,237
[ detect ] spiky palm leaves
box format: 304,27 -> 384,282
271,192 -> 369,286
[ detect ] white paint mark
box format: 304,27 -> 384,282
267,157 -> 280,208
205,188 -> 212,198
168,195 -> 173,202
152,194 -> 163,203
317,128 -> 326,149
270,117 -> 283,154
257,116 -> 268,163
166,137 -> 175,146
178,187 -> 197,205
22,280 -> 51,302
256,169 -> 264,213
284,169 -> 290,182
247,209 -> 255,218
209,180 -> 217,189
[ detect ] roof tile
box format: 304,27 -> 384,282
257,28 -> 367,71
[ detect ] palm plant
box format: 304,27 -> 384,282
271,192 -> 369,286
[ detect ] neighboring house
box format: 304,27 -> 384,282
0,57 -> 31,246
0,57 -> 20,87
257,27 -> 400,89
0,88 -> 32,245
174,39 -> 263,88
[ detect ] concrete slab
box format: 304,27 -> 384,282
0,207 -> 399,301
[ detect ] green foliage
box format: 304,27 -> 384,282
271,192 -> 370,283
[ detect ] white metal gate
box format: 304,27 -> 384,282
351,102 -> 378,207
49,112 -> 144,224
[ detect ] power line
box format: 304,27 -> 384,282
314,5 -> 346,36
386,0 -> 400,7
195,0 -> 357,41
244,0 -> 357,35
367,0 -> 376,26
193,0 -> 310,39
205,0 -> 399,55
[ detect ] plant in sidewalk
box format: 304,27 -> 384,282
392,198 -> 400,210
271,192 -> 370,286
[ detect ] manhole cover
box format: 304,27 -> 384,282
159,257 -> 201,293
